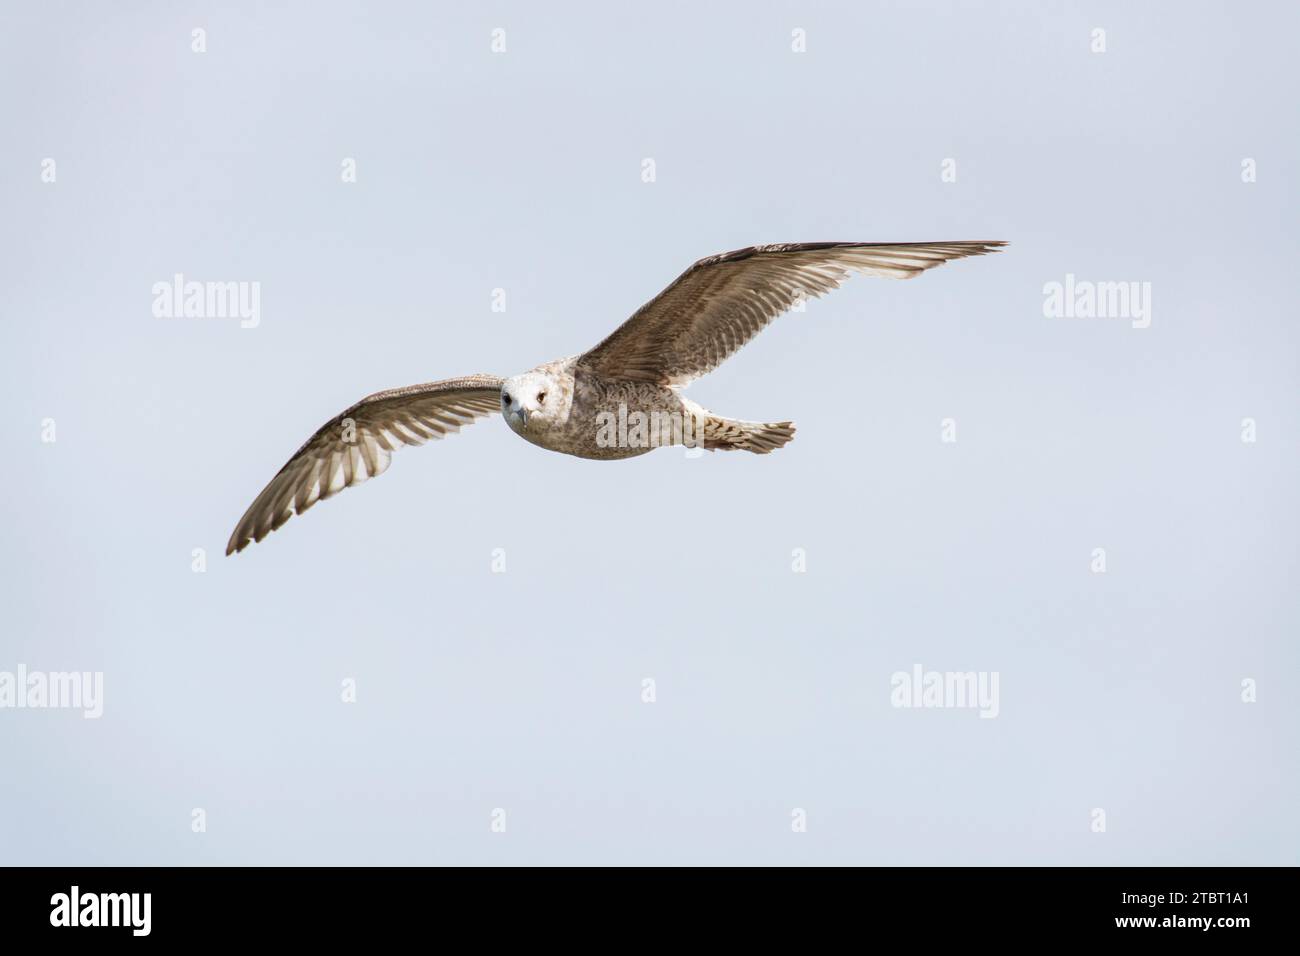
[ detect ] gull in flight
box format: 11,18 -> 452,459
228,240 -> 1005,554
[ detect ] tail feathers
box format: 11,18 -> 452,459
703,417 -> 796,454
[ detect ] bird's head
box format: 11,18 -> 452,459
501,370 -> 565,435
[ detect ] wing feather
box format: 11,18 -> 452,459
227,374 -> 503,554
578,241 -> 1006,386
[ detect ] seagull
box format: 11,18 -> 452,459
227,240 -> 1005,554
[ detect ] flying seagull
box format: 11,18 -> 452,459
227,240 -> 1005,554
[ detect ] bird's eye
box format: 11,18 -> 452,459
502,393 -> 511,405
537,391 -> 547,404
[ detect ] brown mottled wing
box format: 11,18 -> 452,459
227,375 -> 503,555
578,241 -> 1006,386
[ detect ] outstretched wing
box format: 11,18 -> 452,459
227,375 -> 503,554
578,241 -> 1006,386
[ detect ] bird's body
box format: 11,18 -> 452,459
504,357 -> 668,460
227,240 -> 1005,554
501,357 -> 745,461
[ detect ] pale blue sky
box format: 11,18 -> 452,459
1,0 -> 1296,864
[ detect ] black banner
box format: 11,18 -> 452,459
0,867 -> 1284,942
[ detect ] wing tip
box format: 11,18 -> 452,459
226,529 -> 250,556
